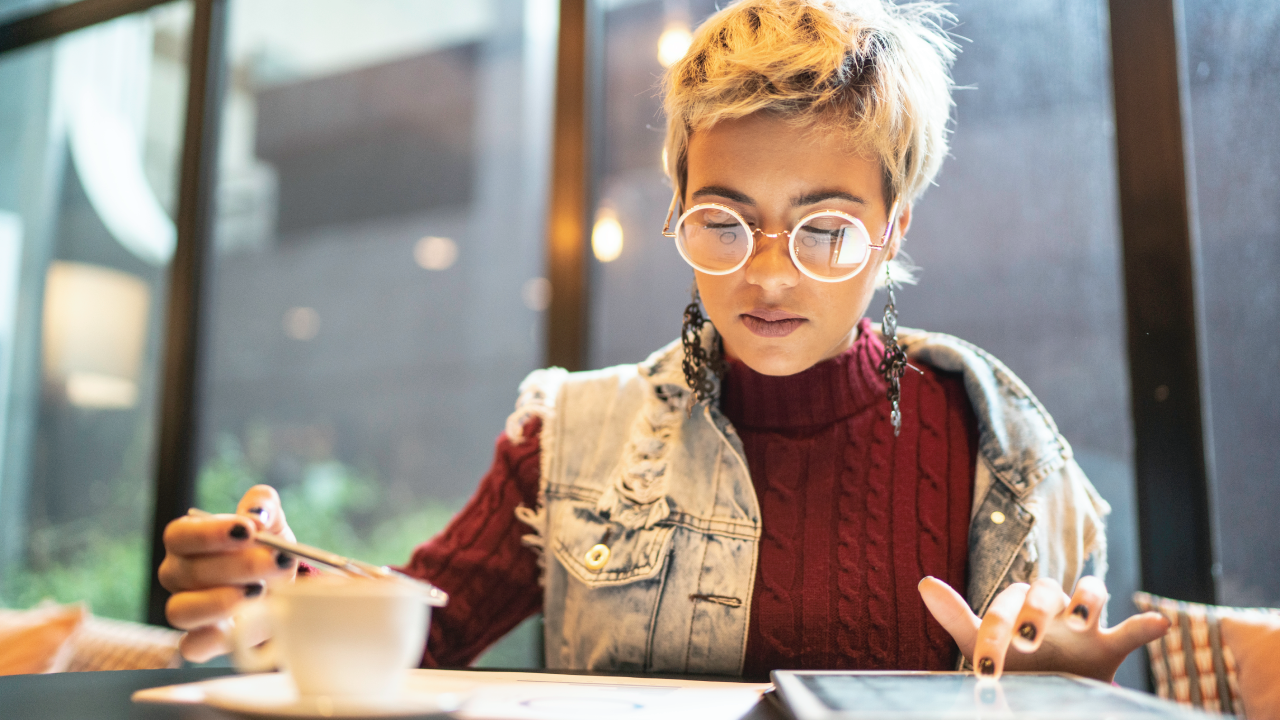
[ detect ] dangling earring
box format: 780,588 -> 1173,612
878,264 -> 908,436
681,283 -> 725,411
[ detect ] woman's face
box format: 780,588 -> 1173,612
686,113 -> 910,376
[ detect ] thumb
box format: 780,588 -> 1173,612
236,485 -> 295,541
1103,611 -> 1171,655
919,576 -> 980,658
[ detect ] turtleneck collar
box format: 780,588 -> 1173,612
719,317 -> 888,430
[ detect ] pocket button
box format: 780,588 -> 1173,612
584,544 -> 610,571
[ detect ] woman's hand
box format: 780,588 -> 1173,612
919,575 -> 1171,682
158,485 -> 299,662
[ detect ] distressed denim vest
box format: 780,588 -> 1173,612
508,327 -> 1110,675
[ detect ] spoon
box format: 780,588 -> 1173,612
186,507 -> 448,606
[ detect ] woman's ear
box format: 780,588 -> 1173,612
887,202 -> 912,260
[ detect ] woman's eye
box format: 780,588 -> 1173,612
798,228 -> 837,246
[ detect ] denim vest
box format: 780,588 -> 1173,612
508,327 -> 1110,675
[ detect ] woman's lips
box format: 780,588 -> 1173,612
741,310 -> 806,338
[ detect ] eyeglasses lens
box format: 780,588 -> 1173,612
793,215 -> 870,279
677,207 -> 750,273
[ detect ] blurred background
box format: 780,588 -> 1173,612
0,0 -> 1275,685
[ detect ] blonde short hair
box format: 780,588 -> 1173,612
662,0 -> 956,284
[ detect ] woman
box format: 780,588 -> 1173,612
159,0 -> 1168,682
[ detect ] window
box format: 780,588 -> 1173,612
1183,0 -> 1280,607
0,0 -> 1271,681
193,0 -> 556,665
0,2 -> 192,620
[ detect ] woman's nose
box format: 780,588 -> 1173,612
742,231 -> 800,291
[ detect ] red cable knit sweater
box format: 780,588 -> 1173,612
399,319 -> 976,675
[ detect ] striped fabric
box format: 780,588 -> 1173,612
1134,592 -> 1280,718
64,615 -> 182,672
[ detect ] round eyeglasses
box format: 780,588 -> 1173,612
661,193 -> 900,282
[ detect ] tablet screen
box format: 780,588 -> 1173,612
784,673 -> 1191,718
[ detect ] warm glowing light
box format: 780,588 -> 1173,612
657,25 -> 693,68
67,372 -> 137,409
42,261 -> 149,409
592,209 -> 624,263
413,235 -> 458,270
283,306 -> 320,341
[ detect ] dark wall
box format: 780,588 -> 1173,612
255,46 -> 478,236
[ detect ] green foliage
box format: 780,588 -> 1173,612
197,433 -> 462,569
0,423 -> 155,621
1,534 -> 148,622
1,431 -> 462,623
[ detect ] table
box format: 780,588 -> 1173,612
2,667 -> 234,719
0,667 -> 788,720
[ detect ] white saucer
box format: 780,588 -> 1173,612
203,672 -> 463,719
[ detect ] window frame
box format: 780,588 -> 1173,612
0,0 -> 1222,640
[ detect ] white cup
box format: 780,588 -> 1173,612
232,575 -> 431,702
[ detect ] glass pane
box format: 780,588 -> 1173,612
589,0 -> 718,368
589,0 -> 1144,687
0,2 -> 192,621
909,3 -> 1141,687
1182,0 -> 1280,606
196,0 -> 555,666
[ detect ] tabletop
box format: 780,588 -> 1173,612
0,667 -> 788,720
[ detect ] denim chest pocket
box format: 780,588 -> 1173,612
551,503 -> 675,587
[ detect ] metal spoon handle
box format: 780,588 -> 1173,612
185,508 -> 448,606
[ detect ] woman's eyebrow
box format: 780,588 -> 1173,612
691,185 -> 755,204
792,190 -> 867,207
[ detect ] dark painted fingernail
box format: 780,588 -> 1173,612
244,582 -> 264,598
229,523 -> 249,540
978,657 -> 995,676
276,551 -> 294,569
1072,605 -> 1089,622
1018,622 -> 1037,642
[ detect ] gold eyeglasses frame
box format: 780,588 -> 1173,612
661,191 -> 902,283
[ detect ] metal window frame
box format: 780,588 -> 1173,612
1107,0 -> 1219,604
0,0 -> 1221,630
143,0 -> 227,625
0,0 -> 172,51
544,0 -> 603,371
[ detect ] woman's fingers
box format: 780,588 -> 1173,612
1066,575 -> 1108,632
918,576 -> 980,657
166,585 -> 263,630
178,622 -> 232,663
159,544 -> 295,592
972,583 -> 1031,679
1010,578 -> 1069,653
237,485 -> 293,540
1103,611 -> 1172,655
162,514 -> 257,557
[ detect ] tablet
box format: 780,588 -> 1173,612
771,671 -> 1206,719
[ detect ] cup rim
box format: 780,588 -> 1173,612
270,575 -> 421,598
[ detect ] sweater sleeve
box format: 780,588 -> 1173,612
394,418 -> 544,668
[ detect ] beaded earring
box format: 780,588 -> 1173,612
878,264 -> 909,436
681,284 -> 726,411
